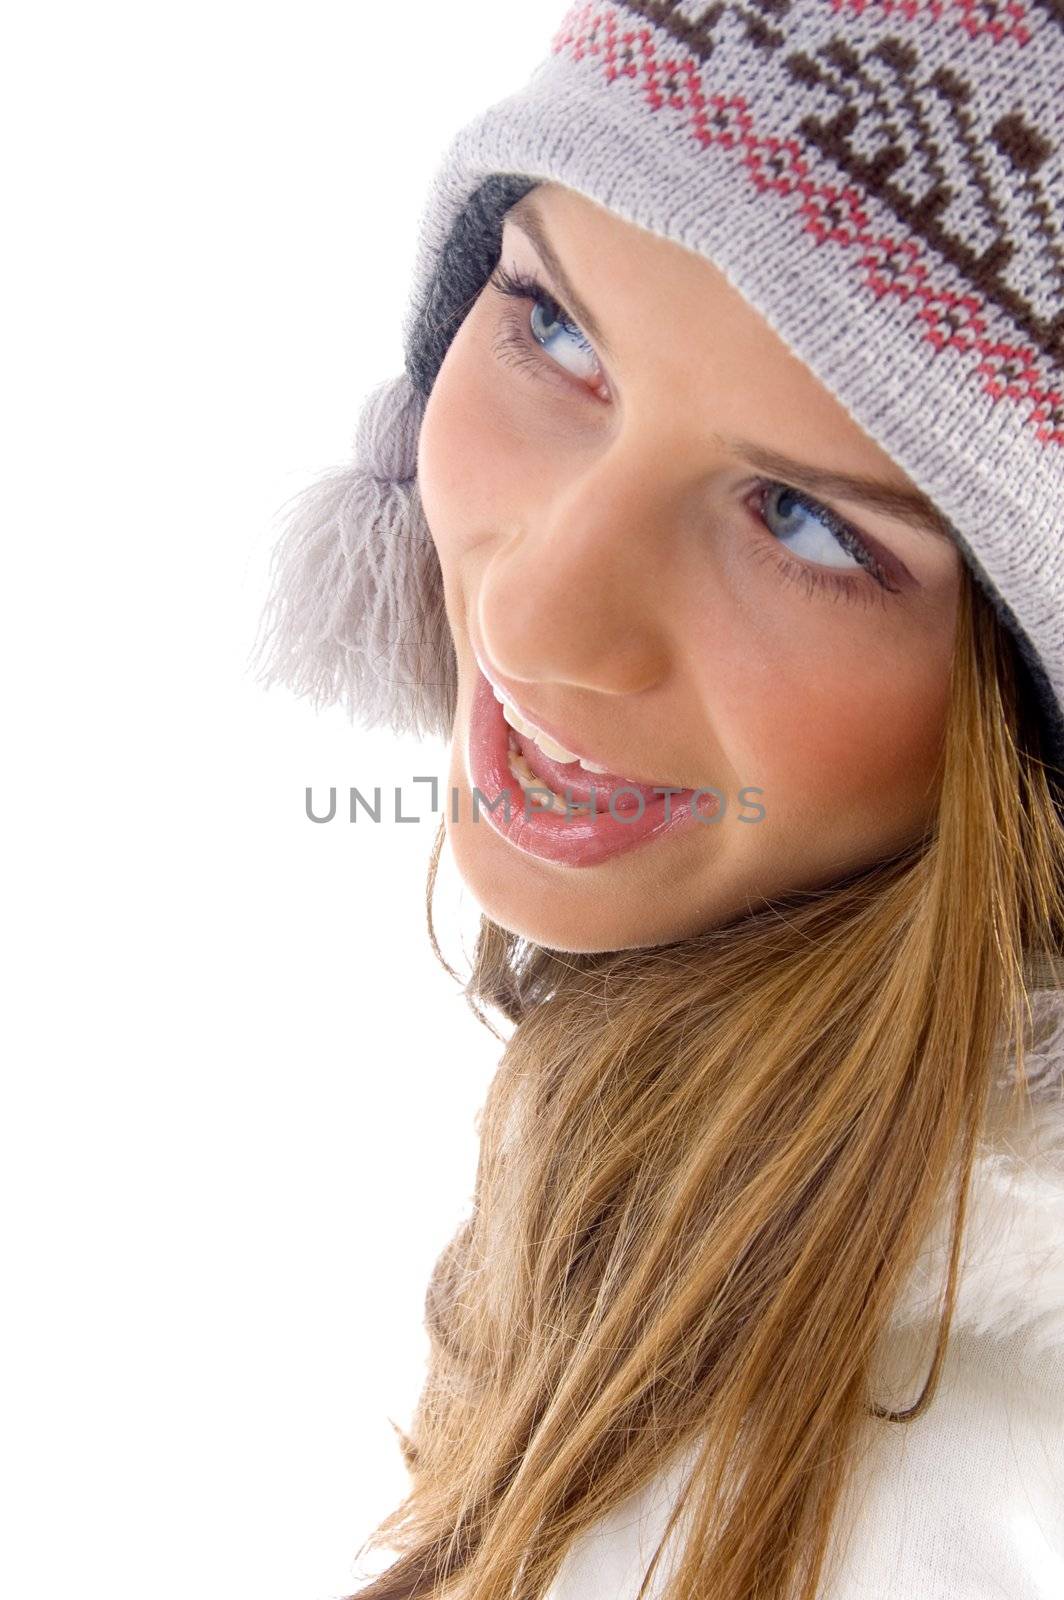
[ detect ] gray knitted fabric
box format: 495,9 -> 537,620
255,0 -> 1064,801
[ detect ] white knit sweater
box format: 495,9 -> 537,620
545,988 -> 1064,1600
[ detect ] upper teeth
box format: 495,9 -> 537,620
491,685 -> 609,772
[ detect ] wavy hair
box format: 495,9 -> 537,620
347,565 -> 1064,1600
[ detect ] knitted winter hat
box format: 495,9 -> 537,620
254,0 -> 1064,804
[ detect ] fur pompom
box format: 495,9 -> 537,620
250,370 -> 457,741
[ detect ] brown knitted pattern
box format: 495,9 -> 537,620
550,0 -> 1063,445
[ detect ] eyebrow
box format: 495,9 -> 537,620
504,200 -> 956,548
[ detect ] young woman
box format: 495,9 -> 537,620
254,2 -> 1064,1595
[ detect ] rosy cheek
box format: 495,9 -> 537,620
788,689 -> 933,801
696,628 -> 952,823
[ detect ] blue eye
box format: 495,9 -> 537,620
764,485 -> 866,572
764,486 -> 876,582
488,264 -> 604,389
750,482 -> 899,603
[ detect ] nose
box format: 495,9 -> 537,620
476,446 -> 676,699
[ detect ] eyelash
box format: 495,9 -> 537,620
487,263 -> 898,609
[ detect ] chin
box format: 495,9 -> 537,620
448,872 -> 669,953
441,797 -> 727,955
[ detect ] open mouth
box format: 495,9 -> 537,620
466,658 -> 718,868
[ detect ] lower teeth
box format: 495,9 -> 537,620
507,743 -> 571,813
504,731 -> 672,813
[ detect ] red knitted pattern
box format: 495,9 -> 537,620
831,0 -> 1033,49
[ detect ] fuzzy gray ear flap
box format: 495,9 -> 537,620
250,369 -> 457,742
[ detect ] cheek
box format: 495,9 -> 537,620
416,317 -> 540,560
782,664 -> 949,804
700,605 -> 957,819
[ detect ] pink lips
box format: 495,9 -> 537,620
466,660 -> 719,868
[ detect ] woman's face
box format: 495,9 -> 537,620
417,181 -> 962,953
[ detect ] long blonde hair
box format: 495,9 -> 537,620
349,565 -> 1064,1600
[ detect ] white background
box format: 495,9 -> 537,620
2,5 -> 563,1596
